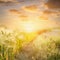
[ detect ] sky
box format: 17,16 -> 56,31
0,0 -> 60,31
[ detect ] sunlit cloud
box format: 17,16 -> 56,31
38,9 -> 60,20
22,5 -> 38,13
18,14 -> 29,21
0,0 -> 17,2
0,0 -> 60,30
9,9 -> 24,15
0,0 -> 18,6
43,10 -> 60,16
39,15 -> 48,20
19,15 -> 28,19
43,10 -> 56,15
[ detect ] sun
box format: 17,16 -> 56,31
22,21 -> 36,33
24,23 -> 34,33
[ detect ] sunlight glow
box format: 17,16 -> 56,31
22,21 -> 37,33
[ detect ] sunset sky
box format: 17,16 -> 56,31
0,0 -> 60,32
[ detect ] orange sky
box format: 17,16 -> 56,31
0,0 -> 60,32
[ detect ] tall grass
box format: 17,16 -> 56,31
0,28 -> 24,60
0,27 -> 60,60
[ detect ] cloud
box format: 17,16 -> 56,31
39,15 -> 48,20
0,0 -> 17,2
22,5 -> 38,12
18,14 -> 28,21
0,0 -> 35,3
45,0 -> 60,9
19,15 -> 28,19
38,9 -> 60,20
9,9 -> 22,15
0,0 -> 18,6
8,8 -> 28,21
17,0 -> 25,2
43,10 -> 60,15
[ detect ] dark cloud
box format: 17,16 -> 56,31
0,0 -> 5,3
45,0 -> 60,9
